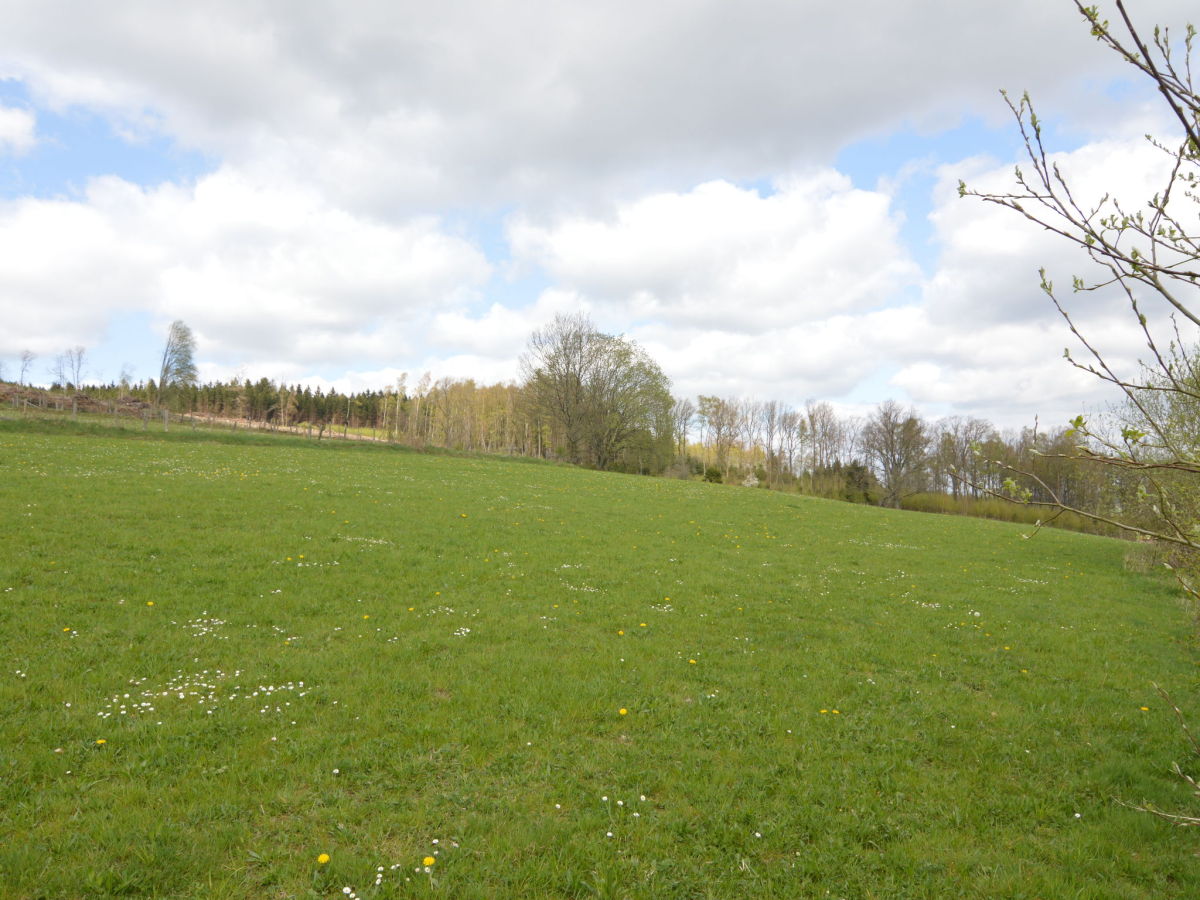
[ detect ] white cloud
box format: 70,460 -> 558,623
901,127 -> 1200,425
0,103 -> 34,154
0,0 -> 1189,214
0,167 -> 491,369
510,174 -> 919,332
428,290 -> 583,360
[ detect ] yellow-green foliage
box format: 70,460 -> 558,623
901,491 -> 1125,538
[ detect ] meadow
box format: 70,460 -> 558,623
2,418 -> 1199,898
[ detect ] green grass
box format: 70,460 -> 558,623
2,419 -> 1198,898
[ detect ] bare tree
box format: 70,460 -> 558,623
19,350 -> 35,386
861,400 -> 930,509
779,406 -> 806,478
932,417 -> 998,498
805,401 -> 844,473
65,346 -> 86,389
50,353 -> 69,392
697,396 -> 740,478
670,397 -> 696,458
761,400 -> 782,486
961,0 -> 1200,582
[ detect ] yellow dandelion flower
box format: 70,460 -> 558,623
317,853 -> 330,865
688,659 -> 697,664
95,738 -> 106,745
423,856 -> 436,866
1140,706 -> 1150,711
617,630 -> 624,636
619,708 -> 628,716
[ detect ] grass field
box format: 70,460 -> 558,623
2,419 -> 1199,898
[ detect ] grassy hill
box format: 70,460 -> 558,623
2,419 -> 1198,898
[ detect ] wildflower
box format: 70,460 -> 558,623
619,708 -> 628,716
317,853 -> 330,865
688,659 -> 697,664
95,739 -> 106,745
422,856 -> 435,866
617,630 -> 624,635
146,601 -> 154,606
1140,706 -> 1149,711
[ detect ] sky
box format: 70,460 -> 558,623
1,0 -> 1196,429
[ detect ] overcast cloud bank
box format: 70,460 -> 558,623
1,0 -> 1195,428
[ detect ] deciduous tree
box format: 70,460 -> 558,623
962,0 -> 1200,588
861,400 -> 929,508
521,313 -> 673,470
157,320 -> 199,409
19,349 -> 34,386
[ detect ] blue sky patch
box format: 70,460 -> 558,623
0,79 -> 212,199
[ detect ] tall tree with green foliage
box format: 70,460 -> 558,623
157,320 -> 199,410
521,313 -> 674,470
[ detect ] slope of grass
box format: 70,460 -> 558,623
1,420 -> 1198,898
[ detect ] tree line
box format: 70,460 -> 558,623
3,313 -> 1127,536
